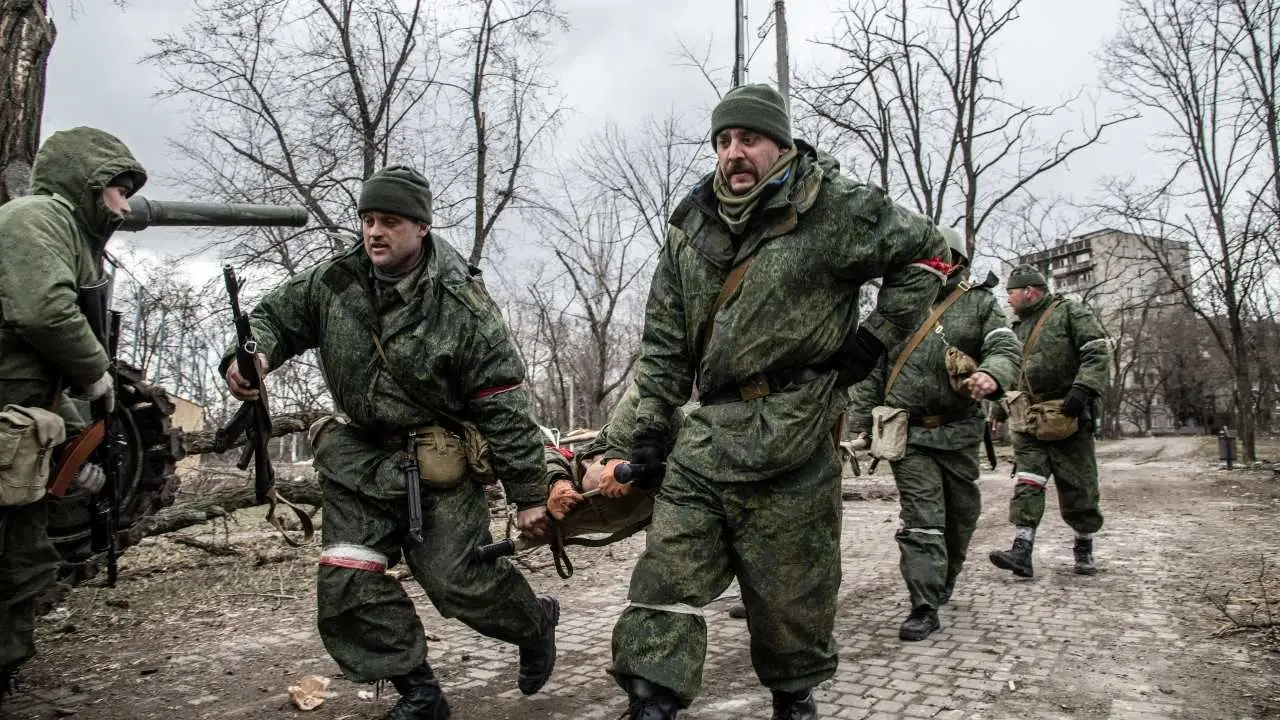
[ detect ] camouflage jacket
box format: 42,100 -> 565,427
231,236 -> 546,506
1013,293 -> 1110,402
632,140 -> 947,482
0,128 -> 145,391
848,271 -> 1021,450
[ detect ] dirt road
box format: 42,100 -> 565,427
5,437 -> 1279,719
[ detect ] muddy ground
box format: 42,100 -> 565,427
4,436 -> 1280,720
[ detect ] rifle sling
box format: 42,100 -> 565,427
1017,297 -> 1063,401
884,281 -> 972,396
694,255 -> 755,365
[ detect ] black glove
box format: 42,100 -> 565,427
1062,385 -> 1094,418
628,427 -> 669,489
834,328 -> 886,386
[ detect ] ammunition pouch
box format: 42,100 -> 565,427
0,404 -> 66,506
1003,393 -> 1079,441
412,422 -> 493,490
945,346 -> 979,396
869,406 -> 909,462
78,276 -> 112,346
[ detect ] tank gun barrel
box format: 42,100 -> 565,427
121,197 -> 310,232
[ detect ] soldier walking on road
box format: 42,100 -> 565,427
989,265 -> 1110,578
849,228 -> 1020,641
608,83 -> 949,720
0,127 -> 146,707
223,166 -> 557,720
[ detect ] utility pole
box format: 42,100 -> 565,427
733,0 -> 748,88
774,0 -> 790,111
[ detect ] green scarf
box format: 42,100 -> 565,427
713,148 -> 799,235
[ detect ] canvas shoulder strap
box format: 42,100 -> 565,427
1017,297 -> 1063,398
884,281 -> 971,396
694,256 -> 755,363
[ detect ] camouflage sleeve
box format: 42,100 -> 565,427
846,356 -> 887,434
218,266 -> 323,375
633,228 -> 695,433
0,209 -> 108,386
457,288 -> 547,508
544,446 -> 576,491
1068,300 -> 1110,396
595,383 -> 641,461
975,293 -> 1021,397
860,206 -> 949,349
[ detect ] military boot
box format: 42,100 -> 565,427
771,688 -> 818,720
617,676 -> 681,719
517,595 -> 559,695
1073,537 -> 1097,575
989,537 -> 1035,578
385,663 -> 450,720
898,607 -> 941,641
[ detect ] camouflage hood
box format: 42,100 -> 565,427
29,127 -> 146,244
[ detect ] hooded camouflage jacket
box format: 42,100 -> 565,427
1013,293 -> 1109,401
0,128 -> 145,391
632,140 -> 947,482
233,235 -> 546,506
848,271 -> 1021,450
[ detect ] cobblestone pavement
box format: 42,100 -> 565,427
8,439 -> 1280,719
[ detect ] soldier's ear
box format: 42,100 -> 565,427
417,223 -> 430,239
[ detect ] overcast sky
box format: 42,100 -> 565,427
42,0 -> 1145,279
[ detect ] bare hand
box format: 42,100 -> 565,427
850,432 -> 869,451
596,458 -> 634,498
965,371 -> 998,401
546,480 -> 585,521
515,505 -> 553,540
225,352 -> 270,401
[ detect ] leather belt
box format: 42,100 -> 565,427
908,411 -> 972,429
700,367 -> 827,406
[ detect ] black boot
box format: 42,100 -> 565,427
385,663 -> 450,720
618,676 -> 681,720
1074,537 -> 1097,575
518,595 -> 559,695
898,607 -> 941,641
728,602 -> 748,619
770,688 -> 818,720
989,537 -> 1035,578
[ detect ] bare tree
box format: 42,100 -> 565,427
1102,0 -> 1279,460
796,0 -> 1131,257
0,0 -> 55,204
149,0 -> 565,274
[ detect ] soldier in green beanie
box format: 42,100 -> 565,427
988,263 -> 1110,579
223,164 -> 559,719
609,83 -> 949,719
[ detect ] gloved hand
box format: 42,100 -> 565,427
546,479 -> 584,520
73,462 -> 106,494
834,328 -> 886,386
73,372 -> 115,413
628,428 -> 669,489
1062,385 -> 1094,418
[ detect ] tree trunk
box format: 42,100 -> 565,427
134,473 -> 323,539
180,410 -> 328,455
0,0 -> 55,205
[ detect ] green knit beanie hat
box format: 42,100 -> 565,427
358,165 -> 433,224
1006,264 -> 1048,290
711,84 -> 792,148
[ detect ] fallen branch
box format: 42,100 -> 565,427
131,474 -> 323,540
182,411 -> 328,455
169,535 -> 240,556
216,592 -> 301,601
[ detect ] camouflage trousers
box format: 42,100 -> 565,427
610,442 -> 842,707
1008,428 -> 1104,534
0,501 -> 60,674
0,380 -> 63,674
890,445 -> 982,610
314,426 -> 547,684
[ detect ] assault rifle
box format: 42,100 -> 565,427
213,266 -> 313,545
